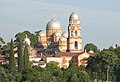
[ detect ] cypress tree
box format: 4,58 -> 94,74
9,38 -> 15,72
23,43 -> 30,70
18,40 -> 23,72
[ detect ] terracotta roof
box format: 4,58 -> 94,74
31,60 -> 46,64
36,54 -> 47,58
55,52 -> 84,56
35,52 -> 92,58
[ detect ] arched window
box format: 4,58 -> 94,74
71,31 -> 73,36
75,41 -> 78,49
75,30 -> 77,36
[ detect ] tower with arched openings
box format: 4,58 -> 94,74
67,11 -> 82,53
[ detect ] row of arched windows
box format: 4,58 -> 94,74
71,30 -> 78,36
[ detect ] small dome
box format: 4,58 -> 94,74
62,31 -> 68,38
112,46 -> 116,49
24,35 -> 30,45
70,11 -> 79,20
53,32 -> 61,36
88,50 -> 94,54
39,31 -> 46,36
59,37 -> 66,41
46,15 -> 61,30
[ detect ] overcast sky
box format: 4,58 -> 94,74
0,0 -> 120,49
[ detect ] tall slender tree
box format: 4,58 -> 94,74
18,40 -> 23,72
9,39 -> 15,72
23,43 -> 30,70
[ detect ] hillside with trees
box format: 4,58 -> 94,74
0,31 -> 120,82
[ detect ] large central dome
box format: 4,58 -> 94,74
46,18 -> 61,30
46,15 -> 62,38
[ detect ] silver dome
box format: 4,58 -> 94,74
70,11 -> 79,20
46,17 -> 61,30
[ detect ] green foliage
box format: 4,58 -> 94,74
78,65 -> 86,71
0,35 -> 120,82
115,59 -> 120,81
9,39 -> 15,72
35,30 -> 42,36
112,47 -> 120,58
22,68 -> 39,81
0,37 -> 5,44
77,70 -> 92,82
84,43 -> 98,52
23,44 -> 30,70
69,73 -> 79,82
0,37 -> 5,54
87,49 -> 119,81
15,30 -> 37,46
0,67 -> 16,82
16,72 -> 22,82
68,64 -> 78,75
100,50 -> 118,65
18,40 -> 24,72
46,61 -> 59,72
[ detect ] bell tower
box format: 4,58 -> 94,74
67,11 -> 82,53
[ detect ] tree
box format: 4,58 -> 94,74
0,67 -> 16,82
69,73 -> 79,82
87,50 -> 118,81
18,40 -> 23,72
23,43 -> 30,70
15,30 -> 37,46
100,50 -> 118,81
0,37 -> 5,44
77,70 -> 92,82
84,43 -> 98,53
68,60 -> 78,74
113,47 -> 120,58
115,59 -> 120,82
9,39 -> 15,72
46,61 -> 59,71
35,30 -> 42,36
46,61 -> 60,74
22,68 -> 39,81
0,37 -> 5,54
